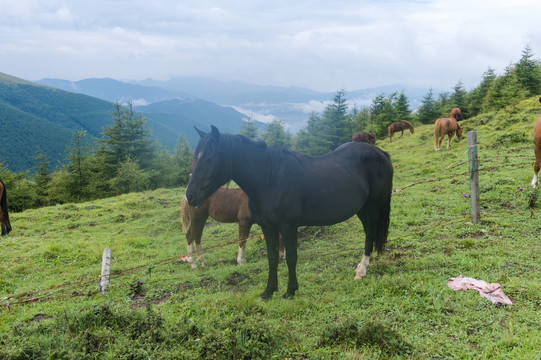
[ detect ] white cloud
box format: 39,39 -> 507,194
1,0 -> 540,91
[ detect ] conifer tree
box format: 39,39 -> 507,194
416,89 -> 438,124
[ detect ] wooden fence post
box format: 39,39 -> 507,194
100,247 -> 111,295
468,131 -> 480,224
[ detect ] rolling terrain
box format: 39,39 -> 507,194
0,73 -> 257,172
0,97 -> 539,358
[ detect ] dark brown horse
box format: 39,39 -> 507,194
181,187 -> 284,269
388,120 -> 414,142
0,179 -> 12,236
352,132 -> 376,145
450,108 -> 463,121
532,97 -> 541,187
434,116 -> 463,151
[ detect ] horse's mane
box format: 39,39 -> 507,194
206,132 -> 297,185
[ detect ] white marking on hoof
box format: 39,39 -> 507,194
187,244 -> 197,269
354,255 -> 370,279
237,246 -> 246,265
532,174 -> 538,188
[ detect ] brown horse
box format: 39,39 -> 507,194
0,179 -> 12,236
450,108 -> 463,121
434,116 -> 463,151
532,97 -> 541,187
352,132 -> 376,145
181,187 -> 284,269
388,120 -> 414,142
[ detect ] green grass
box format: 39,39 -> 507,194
1,98 -> 540,359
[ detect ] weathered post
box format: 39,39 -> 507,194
100,247 -> 111,295
468,131 -> 480,224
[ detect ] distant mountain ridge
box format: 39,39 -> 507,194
37,76 -> 434,132
0,73 -> 258,172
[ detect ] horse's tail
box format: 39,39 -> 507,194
402,120 -> 414,134
374,176 -> 392,253
180,196 -> 190,231
0,180 -> 9,222
434,120 -> 440,149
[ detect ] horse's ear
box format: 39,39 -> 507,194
211,125 -> 220,140
194,126 -> 207,138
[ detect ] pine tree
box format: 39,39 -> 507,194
172,134 -> 193,186
467,68 -> 496,117
395,91 -> 412,121
451,81 -> 468,116
94,100 -> 158,186
262,119 -> 291,148
65,130 -> 91,201
514,45 -> 541,96
416,89 -> 438,124
240,119 -> 259,140
33,150 -> 51,206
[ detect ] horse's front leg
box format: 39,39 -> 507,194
260,227 -> 280,301
399,130 -> 404,138
281,224 -> 299,299
447,134 -> 453,149
186,218 -> 207,270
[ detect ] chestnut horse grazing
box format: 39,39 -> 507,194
532,97 -> 541,187
185,126 -> 393,300
352,132 -> 376,145
181,187 -> 254,269
388,120 -> 414,142
434,117 -> 463,151
0,180 -> 12,236
450,108 -> 463,121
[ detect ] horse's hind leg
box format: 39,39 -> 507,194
355,194 -> 390,279
532,148 -> 540,187
237,220 -> 253,265
186,217 -> 208,270
281,224 -> 299,299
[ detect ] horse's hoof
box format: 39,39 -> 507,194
237,258 -> 246,266
282,292 -> 295,300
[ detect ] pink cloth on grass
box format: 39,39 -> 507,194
447,275 -> 513,305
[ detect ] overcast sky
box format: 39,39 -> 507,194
1,0 -> 540,93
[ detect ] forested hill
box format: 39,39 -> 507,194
0,73 -> 113,172
0,73 -> 255,172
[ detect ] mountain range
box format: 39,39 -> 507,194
1,71 -> 433,172
0,73 -> 258,172
37,76 -> 433,132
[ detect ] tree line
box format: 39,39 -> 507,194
242,46 -> 541,154
2,46 -> 540,212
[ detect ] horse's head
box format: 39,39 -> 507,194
451,108 -> 463,121
185,126 -> 231,207
456,123 -> 463,140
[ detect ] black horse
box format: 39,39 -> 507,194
185,126 -> 393,300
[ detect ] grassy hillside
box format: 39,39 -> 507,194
0,73 -> 113,171
0,98 -> 540,358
